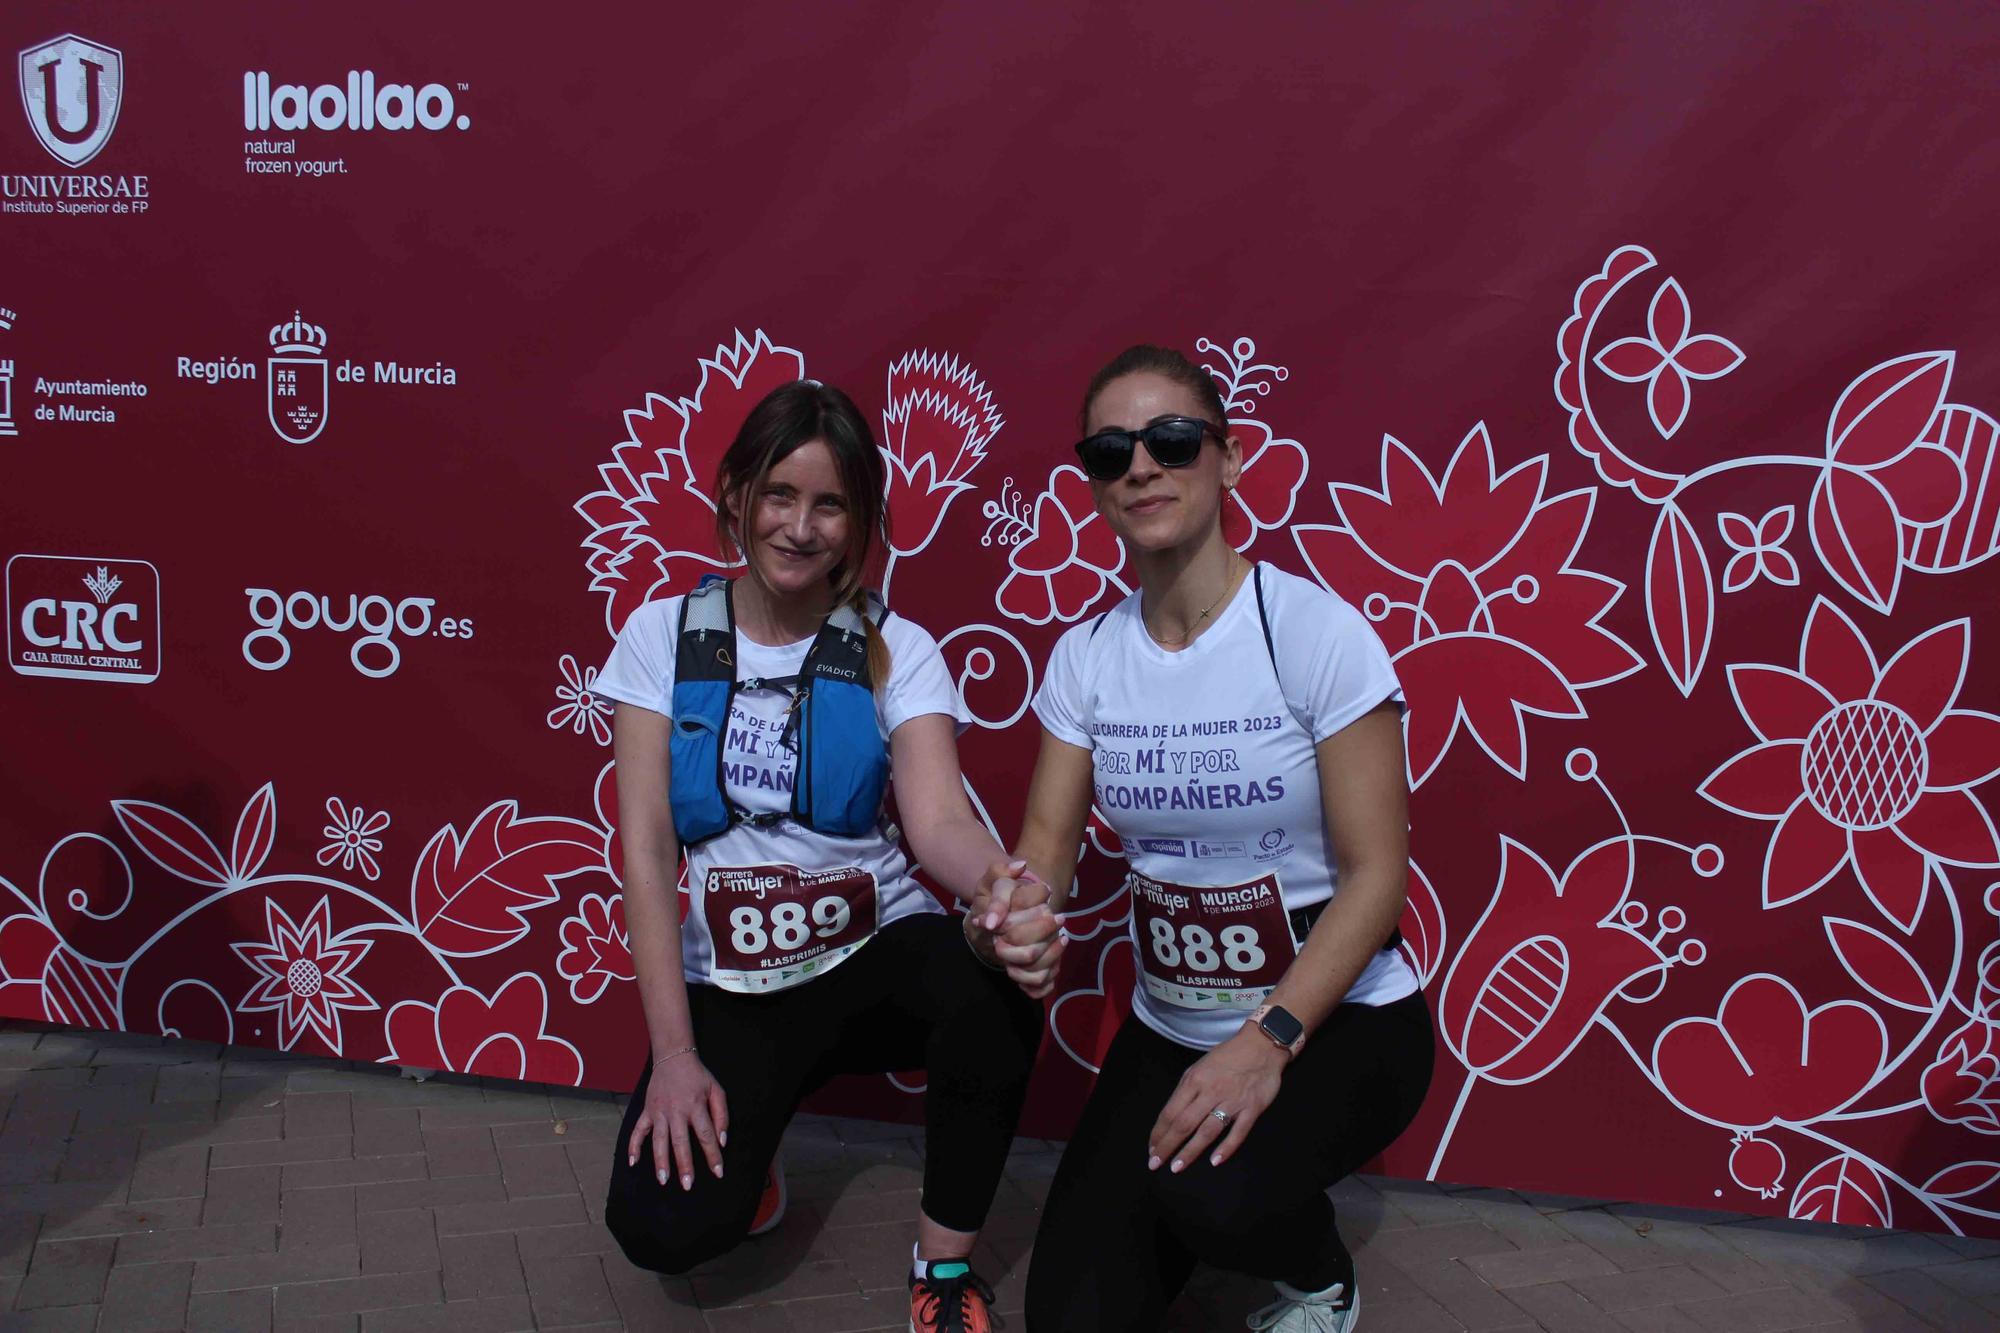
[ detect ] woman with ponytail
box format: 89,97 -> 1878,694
595,379 -> 1058,1333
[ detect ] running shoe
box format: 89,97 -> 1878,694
909,1261 -> 997,1332
1246,1278 -> 1358,1332
746,1152 -> 786,1237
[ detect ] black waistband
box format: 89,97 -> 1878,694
1288,898 -> 1403,952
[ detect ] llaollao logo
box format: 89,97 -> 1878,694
19,34 -> 122,168
242,71 -> 470,133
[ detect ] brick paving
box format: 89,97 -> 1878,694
4,1020 -> 1997,1331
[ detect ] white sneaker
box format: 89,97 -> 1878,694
1246,1278 -> 1358,1332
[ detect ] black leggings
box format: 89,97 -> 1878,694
605,911 -> 1044,1274
1025,993 -> 1433,1332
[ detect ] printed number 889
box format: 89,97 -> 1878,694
730,897 -> 850,955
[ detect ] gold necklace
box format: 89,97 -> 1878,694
1146,559 -> 1248,648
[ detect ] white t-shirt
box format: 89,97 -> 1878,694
1034,562 -> 1419,1049
594,589 -> 968,990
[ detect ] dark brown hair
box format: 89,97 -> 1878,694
713,379 -> 892,677
1079,344 -> 1229,433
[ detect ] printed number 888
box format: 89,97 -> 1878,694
1147,919 -> 1265,973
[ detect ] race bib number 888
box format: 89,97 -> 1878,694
1131,870 -> 1297,1009
703,863 -> 877,993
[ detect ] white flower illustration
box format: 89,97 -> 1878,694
231,896 -> 376,1051
318,798 -> 390,882
549,654 -> 614,746
1718,505 -> 1800,593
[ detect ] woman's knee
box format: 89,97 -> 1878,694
603,1162 -> 753,1275
1149,1163 -> 1295,1240
604,1189 -> 743,1274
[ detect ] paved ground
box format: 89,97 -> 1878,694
3,1021 -> 1998,1331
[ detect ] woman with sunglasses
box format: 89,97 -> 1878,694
1001,346 -> 1433,1332
595,380 -> 1055,1333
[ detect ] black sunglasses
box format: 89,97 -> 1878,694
1073,416 -> 1227,481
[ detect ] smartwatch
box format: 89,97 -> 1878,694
1247,1004 -> 1305,1058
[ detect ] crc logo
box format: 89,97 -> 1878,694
19,34 -> 124,168
243,588 -> 473,678
8,554 -> 160,683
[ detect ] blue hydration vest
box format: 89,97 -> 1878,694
668,577 -> 891,846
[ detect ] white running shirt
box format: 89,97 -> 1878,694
1034,563 -> 1419,1049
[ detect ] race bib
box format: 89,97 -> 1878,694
1130,870 -> 1297,1009
703,863 -> 878,993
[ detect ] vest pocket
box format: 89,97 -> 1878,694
797,678 -> 888,836
668,680 -> 732,844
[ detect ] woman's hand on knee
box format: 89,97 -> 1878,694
629,1053 -> 729,1191
1146,1030 -> 1286,1173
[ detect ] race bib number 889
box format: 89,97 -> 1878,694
1131,870 -> 1296,1009
703,863 -> 877,993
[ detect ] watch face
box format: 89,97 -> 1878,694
1262,1006 -> 1304,1046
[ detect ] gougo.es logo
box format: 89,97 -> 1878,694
243,588 -> 472,678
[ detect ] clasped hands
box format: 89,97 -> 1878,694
971,860 -> 1285,1170
968,859 -> 1067,998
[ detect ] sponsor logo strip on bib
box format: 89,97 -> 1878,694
703,863 -> 877,993
1131,869 -> 1297,1009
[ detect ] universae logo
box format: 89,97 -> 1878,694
7,554 -> 160,683
18,34 -> 123,168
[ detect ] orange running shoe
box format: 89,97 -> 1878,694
746,1152 -> 786,1237
909,1262 -> 996,1332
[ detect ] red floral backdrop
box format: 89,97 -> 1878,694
5,2 -> 2000,1237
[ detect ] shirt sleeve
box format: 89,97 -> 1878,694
1273,575 -> 1404,743
593,597 -> 679,716
877,615 -> 973,737
1030,619 -> 1094,748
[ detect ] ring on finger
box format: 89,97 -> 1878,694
1210,1107 -> 1232,1124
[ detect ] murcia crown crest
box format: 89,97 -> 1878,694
269,312 -> 328,357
